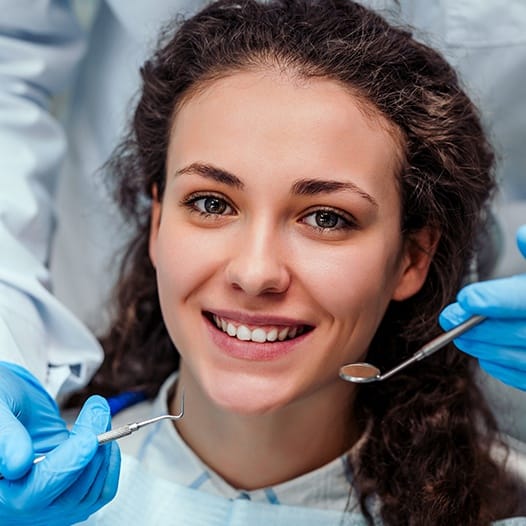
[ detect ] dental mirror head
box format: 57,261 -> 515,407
338,315 -> 486,385
339,363 -> 381,383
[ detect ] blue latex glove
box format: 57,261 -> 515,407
0,362 -> 69,478
0,362 -> 120,524
440,225 -> 526,391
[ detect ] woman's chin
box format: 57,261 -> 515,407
203,378 -> 294,417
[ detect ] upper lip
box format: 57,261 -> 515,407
205,309 -> 313,328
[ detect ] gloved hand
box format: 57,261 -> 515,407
440,225 -> 526,391
0,362 -> 120,525
0,361 -> 69,478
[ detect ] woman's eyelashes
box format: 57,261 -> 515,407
300,208 -> 357,233
180,192 -> 358,233
181,192 -> 236,218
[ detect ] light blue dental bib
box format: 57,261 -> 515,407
78,455 -> 370,525
78,455 -> 526,525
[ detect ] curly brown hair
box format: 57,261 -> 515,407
82,0 -> 521,523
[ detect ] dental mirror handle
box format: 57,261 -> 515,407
379,314 -> 486,380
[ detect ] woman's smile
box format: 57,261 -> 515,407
208,311 -> 311,343
203,309 -> 314,360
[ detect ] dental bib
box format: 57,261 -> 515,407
77,454 -> 526,525
78,454 -> 371,525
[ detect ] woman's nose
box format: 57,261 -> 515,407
225,225 -> 291,296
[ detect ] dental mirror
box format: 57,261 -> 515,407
339,315 -> 485,384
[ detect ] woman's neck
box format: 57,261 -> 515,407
171,367 -> 360,490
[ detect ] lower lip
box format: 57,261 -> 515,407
205,316 -> 310,361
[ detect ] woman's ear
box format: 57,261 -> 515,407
392,227 -> 440,301
149,184 -> 162,268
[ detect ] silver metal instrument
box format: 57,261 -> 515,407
339,315 -> 485,383
0,391 -> 184,480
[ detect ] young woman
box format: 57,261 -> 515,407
77,0 -> 524,524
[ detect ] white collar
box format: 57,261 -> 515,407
120,373 -> 364,512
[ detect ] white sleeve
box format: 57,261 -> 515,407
0,0 -> 103,398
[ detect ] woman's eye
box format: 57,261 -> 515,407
185,195 -> 234,216
302,209 -> 353,231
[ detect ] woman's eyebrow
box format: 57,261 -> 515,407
174,162 -> 244,189
174,164 -> 377,207
291,178 -> 378,207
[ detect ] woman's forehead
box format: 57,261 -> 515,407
169,69 -> 404,179
175,66 -> 403,136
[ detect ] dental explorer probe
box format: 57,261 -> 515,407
339,315 -> 485,384
0,390 -> 184,480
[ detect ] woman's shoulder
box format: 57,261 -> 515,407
496,433 -> 526,520
493,518 -> 526,525
497,434 -> 526,483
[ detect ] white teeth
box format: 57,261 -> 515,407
237,325 -> 252,341
251,328 -> 267,343
278,328 -> 289,341
212,315 -> 305,343
267,328 -> 278,342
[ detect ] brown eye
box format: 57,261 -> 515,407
302,208 -> 352,231
314,210 -> 339,228
203,196 -> 227,214
189,195 -> 234,215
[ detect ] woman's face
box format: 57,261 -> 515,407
150,70 -> 430,415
